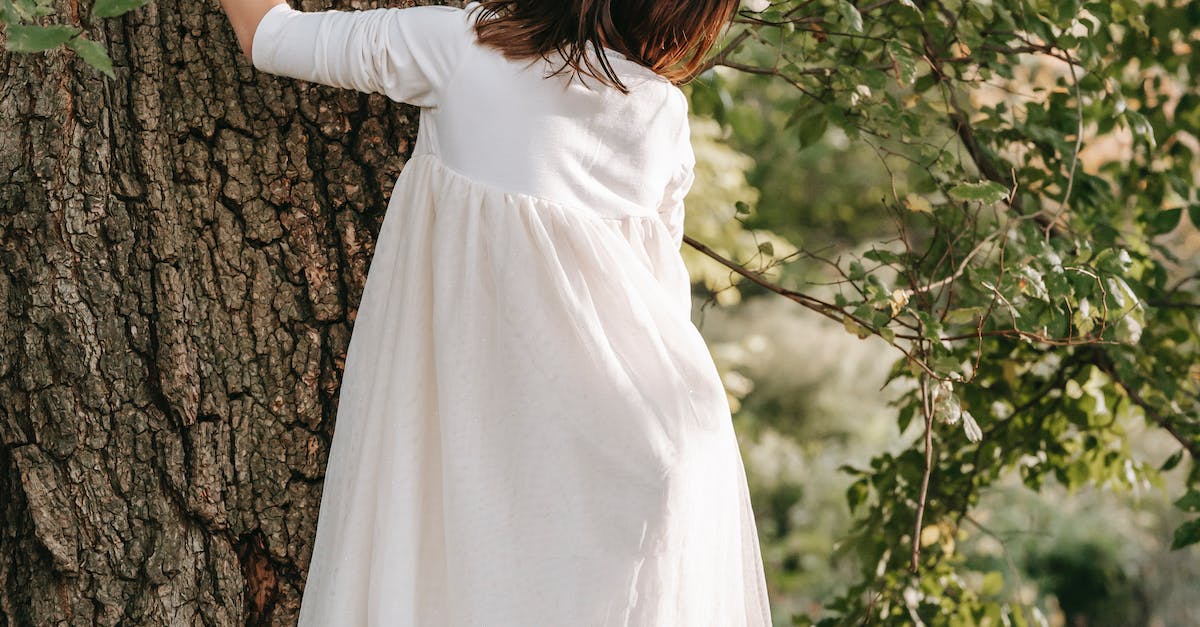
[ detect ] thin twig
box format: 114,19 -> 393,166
910,366 -> 936,572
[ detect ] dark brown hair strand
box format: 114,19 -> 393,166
466,0 -> 741,94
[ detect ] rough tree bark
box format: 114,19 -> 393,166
1,1 -> 456,624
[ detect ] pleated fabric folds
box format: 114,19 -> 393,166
297,153 -> 772,627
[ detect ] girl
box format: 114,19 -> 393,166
219,1 -> 772,624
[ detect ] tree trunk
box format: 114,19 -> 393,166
1,1 -> 452,624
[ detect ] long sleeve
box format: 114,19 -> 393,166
657,113 -> 696,251
250,2 -> 472,108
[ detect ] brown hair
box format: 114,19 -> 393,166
466,0 -> 741,94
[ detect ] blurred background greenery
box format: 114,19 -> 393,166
679,62 -> 1200,625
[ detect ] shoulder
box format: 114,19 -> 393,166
667,83 -> 689,113
390,2 -> 477,34
352,1 -> 479,52
382,2 -> 480,83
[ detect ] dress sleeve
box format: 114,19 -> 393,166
250,2 -> 471,108
657,114 -> 696,251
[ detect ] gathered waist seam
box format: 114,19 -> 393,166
403,151 -> 665,224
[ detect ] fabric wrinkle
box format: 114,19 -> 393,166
250,2 -> 773,625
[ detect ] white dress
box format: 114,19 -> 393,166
251,3 -> 772,625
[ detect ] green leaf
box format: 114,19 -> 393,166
948,180 -> 1009,203
843,316 -> 872,339
67,34 -> 114,79
1188,204 -> 1200,230
887,40 -> 916,86
1175,490 -> 1200,513
837,0 -> 863,33
1169,518 -> 1200,550
980,571 -> 1004,596
916,310 -> 942,340
1123,109 -> 1156,148
1148,208 -> 1182,235
846,478 -> 869,513
92,0 -> 152,18
864,248 -> 900,264
10,0 -> 53,19
1,0 -> 19,23
1065,459 -> 1089,488
757,240 -> 774,256
4,23 -> 79,52
896,402 -> 915,433
838,464 -> 867,476
932,354 -> 960,373
1160,450 -> 1184,472
848,260 -> 866,281
944,307 -> 983,325
687,75 -> 729,126
796,106 -> 828,148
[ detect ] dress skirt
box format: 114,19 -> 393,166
296,151 -> 773,627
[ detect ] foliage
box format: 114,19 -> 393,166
1,0 -> 151,78
681,116 -> 800,307
685,0 -> 1200,622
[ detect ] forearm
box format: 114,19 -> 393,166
219,0 -> 289,63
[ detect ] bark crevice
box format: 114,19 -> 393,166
1,1 -> 454,624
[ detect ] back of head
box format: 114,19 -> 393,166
467,0 -> 740,94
